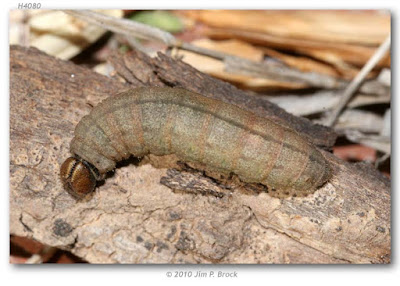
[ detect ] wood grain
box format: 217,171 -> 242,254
10,45 -> 390,264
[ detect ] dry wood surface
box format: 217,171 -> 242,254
10,45 -> 390,263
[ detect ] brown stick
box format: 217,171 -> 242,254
325,35 -> 391,127
10,45 -> 390,264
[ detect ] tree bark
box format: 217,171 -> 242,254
10,45 -> 390,264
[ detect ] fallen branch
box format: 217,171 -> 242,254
10,46 -> 390,264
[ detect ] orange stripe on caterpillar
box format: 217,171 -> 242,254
60,87 -> 332,199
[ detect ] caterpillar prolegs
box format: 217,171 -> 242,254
60,87 -> 332,199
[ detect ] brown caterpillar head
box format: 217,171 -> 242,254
60,157 -> 99,199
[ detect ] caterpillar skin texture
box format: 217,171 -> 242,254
60,87 -> 331,198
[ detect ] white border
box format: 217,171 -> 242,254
1,1 -> 398,285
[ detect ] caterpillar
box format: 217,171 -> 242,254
60,87 -> 332,199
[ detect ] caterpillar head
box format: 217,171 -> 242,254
60,157 -> 99,199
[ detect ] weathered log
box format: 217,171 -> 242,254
10,45 -> 390,263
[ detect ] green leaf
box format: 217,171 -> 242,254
130,10 -> 184,33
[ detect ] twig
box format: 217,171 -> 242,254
324,35 -> 391,127
115,34 -> 150,55
64,10 -> 177,46
63,10 -> 342,89
225,56 -> 341,88
268,90 -> 390,116
375,152 -> 390,169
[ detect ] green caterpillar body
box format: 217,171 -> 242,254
60,87 -> 331,198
